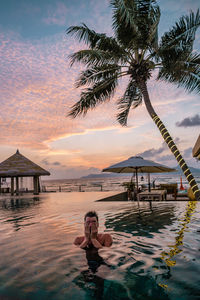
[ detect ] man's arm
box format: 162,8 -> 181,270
74,223 -> 91,249
79,238 -> 90,249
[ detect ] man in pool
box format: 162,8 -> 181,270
74,211 -> 112,249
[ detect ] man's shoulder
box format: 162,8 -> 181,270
103,233 -> 112,240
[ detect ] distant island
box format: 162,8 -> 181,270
174,165 -> 200,174
81,165 -> 200,179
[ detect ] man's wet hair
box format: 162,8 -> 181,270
84,211 -> 99,221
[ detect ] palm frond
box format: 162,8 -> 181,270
67,23 -> 128,61
68,77 -> 118,118
136,0 -> 160,49
75,64 -> 122,87
159,10 -> 200,55
111,0 -> 160,51
69,49 -> 115,67
93,34 -> 128,61
111,0 -> 138,30
116,80 -> 142,126
158,11 -> 200,79
146,4 -> 160,52
66,23 -> 103,49
158,52 -> 200,93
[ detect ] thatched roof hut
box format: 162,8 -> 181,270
0,150 -> 50,195
193,135 -> 200,160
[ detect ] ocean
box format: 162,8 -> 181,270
41,172 -> 200,193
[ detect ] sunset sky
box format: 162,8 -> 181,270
0,0 -> 200,179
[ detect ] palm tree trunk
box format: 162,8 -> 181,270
139,80 -> 200,201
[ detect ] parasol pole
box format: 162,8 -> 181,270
148,173 -> 151,192
136,167 -> 139,193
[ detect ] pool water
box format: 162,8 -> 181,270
0,192 -> 200,300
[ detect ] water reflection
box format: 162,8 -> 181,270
161,200 -> 197,267
0,197 -> 40,210
154,200 -> 199,293
73,247 -> 170,300
86,247 -> 110,273
0,197 -> 40,231
123,271 -> 170,300
105,202 -> 175,236
102,202 -> 177,297
73,248 -> 110,299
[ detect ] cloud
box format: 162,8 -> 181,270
157,154 -> 175,162
0,29 -> 150,154
0,23 -> 195,156
176,114 -> 200,127
0,31 -> 124,151
41,159 -> 62,166
136,137 -> 182,166
44,165 -> 101,179
183,147 -> 193,158
42,2 -> 68,26
41,159 -> 49,166
136,138 -> 181,158
137,144 -> 166,158
134,135 -> 199,170
52,161 -> 61,166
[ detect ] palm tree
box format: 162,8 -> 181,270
66,0 -> 200,200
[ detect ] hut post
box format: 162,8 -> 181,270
11,177 -> 14,195
16,176 -> 19,195
38,176 -> 41,193
33,175 -> 39,195
20,177 -> 23,191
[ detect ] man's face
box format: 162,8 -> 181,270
85,216 -> 98,228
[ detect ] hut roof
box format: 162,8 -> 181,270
193,135 -> 200,160
0,150 -> 50,177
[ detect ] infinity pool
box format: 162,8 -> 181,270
0,192 -> 199,300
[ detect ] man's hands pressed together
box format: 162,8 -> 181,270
90,221 -> 103,249
90,222 -> 98,239
84,222 -> 91,241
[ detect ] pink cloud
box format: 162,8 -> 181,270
43,2 -> 68,26
0,31 -> 134,151
0,26 -> 186,156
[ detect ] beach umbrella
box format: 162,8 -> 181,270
102,156 -> 176,192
